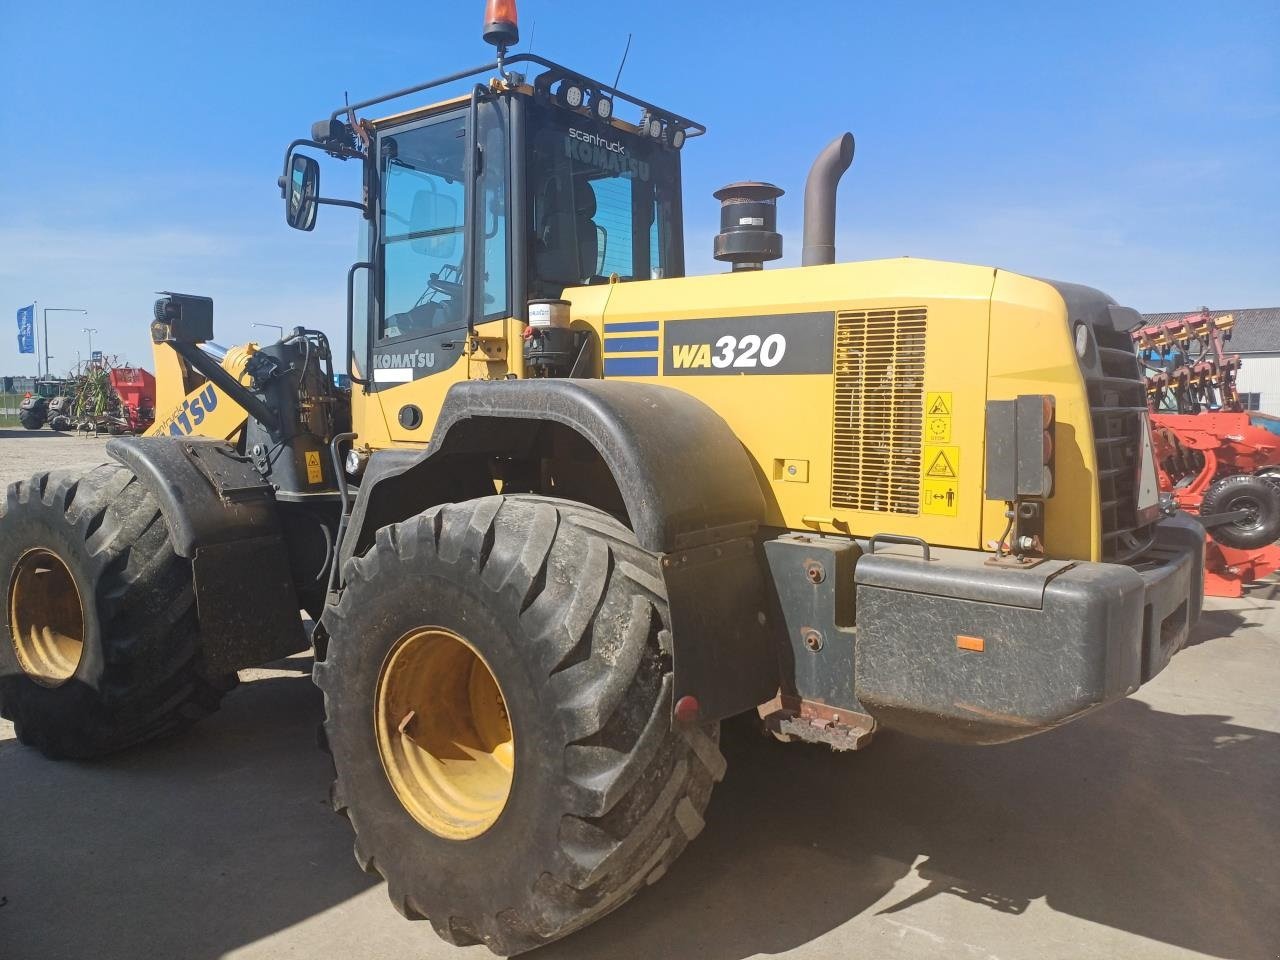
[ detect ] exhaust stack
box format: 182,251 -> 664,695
801,133 -> 855,267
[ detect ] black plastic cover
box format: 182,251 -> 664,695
153,292 -> 214,344
851,514 -> 1203,744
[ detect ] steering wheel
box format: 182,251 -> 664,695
428,274 -> 495,305
428,274 -> 463,298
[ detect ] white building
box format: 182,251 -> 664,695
1140,308 -> 1280,416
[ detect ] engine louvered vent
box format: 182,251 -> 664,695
831,307 -> 928,514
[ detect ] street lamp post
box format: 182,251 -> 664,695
83,328 -> 99,363
42,307 -> 88,378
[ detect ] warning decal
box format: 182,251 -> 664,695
921,442 -> 960,515
925,391 -> 952,442
305,450 -> 323,485
922,478 -> 959,516
924,445 -> 959,478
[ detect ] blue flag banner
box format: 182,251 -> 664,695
16,305 -> 35,355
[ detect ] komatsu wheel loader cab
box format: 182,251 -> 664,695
0,2 -> 1203,954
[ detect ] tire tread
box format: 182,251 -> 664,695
319,494 -> 723,954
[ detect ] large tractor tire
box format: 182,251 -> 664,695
1200,473 -> 1280,550
317,495 -> 725,954
48,396 -> 76,431
17,398 -> 47,431
0,464 -> 235,759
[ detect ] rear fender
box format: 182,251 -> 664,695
339,379 -> 780,721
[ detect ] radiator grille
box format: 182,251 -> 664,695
831,307 -> 928,514
1086,324 -> 1156,562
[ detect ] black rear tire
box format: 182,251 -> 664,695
0,464 -> 235,759
17,403 -> 46,431
1200,473 -> 1280,550
316,495 -> 725,954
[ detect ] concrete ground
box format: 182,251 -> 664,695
1,431 -> 1277,960
0,427 -> 111,480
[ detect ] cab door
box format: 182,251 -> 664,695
370,99 -> 511,443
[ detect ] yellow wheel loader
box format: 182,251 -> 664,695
0,4 -> 1203,953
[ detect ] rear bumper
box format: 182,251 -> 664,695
850,514 -> 1204,744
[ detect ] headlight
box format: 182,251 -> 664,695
1074,321 -> 1092,359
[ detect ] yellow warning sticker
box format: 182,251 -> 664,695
923,444 -> 960,479
925,392 -> 952,442
922,478 -> 959,516
305,450 -> 323,485
926,392 -> 953,416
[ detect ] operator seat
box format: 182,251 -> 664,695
573,179 -> 599,279
534,177 -> 600,291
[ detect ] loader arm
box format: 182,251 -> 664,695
145,337 -> 256,441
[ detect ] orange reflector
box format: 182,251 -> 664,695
1041,395 -> 1055,427
956,635 -> 985,652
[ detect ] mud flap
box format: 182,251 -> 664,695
195,538 -> 307,674
664,535 -> 780,723
106,436 -> 307,670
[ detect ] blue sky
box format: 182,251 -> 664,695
2,0 -> 1277,376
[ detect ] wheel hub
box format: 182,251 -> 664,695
8,548 -> 85,686
1229,496 -> 1262,530
374,626 -> 514,840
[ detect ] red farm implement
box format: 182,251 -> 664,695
107,365 -> 157,434
1134,310 -> 1280,595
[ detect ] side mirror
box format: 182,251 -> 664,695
284,154 -> 319,231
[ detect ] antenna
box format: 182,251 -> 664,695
612,32 -> 632,91
526,19 -> 536,57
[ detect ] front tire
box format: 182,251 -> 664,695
316,495 -> 725,954
0,464 -> 234,758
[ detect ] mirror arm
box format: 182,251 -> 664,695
279,138 -> 364,198
317,197 -> 367,213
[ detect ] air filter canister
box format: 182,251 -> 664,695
713,181 -> 784,271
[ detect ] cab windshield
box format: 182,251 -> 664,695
526,101 -> 682,300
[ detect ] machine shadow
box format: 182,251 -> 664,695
541,700 -> 1279,960
0,428 -> 81,441
3,643 -> 1276,960
0,665 -> 380,960
1184,605 -> 1255,648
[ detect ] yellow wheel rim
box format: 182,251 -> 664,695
374,626 -> 514,840
8,548 -> 86,687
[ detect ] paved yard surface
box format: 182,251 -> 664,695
1,430 -> 1277,960
0,428 -> 111,481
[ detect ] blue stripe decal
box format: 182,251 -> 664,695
604,356 -> 659,377
603,320 -> 660,333
604,336 -> 659,353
